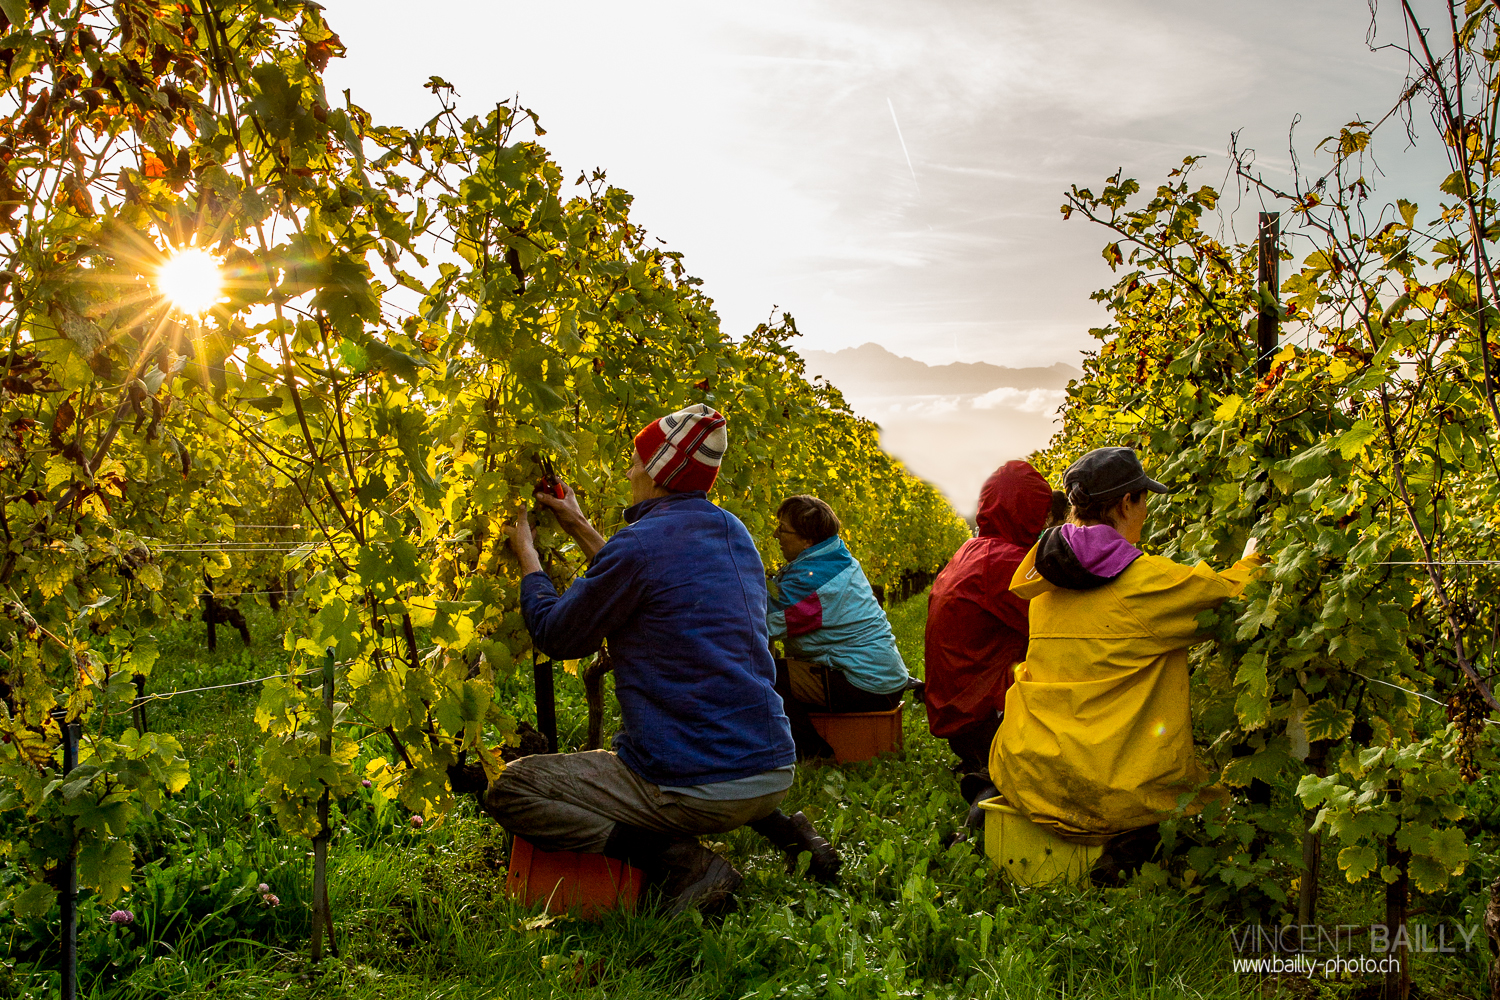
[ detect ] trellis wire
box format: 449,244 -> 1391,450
1345,668 -> 1499,725
1374,560 -> 1500,566
152,545 -> 317,553
126,669 -> 323,706
199,590 -> 292,598
1345,668 -> 1446,708
125,645 -> 439,710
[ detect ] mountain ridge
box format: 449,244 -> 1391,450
802,342 -> 1079,396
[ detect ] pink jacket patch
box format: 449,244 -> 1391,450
784,593 -> 823,637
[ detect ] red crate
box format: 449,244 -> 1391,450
506,835 -> 644,918
808,700 -> 905,764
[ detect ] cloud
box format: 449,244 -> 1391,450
872,395 -> 963,418
972,386 -> 1066,415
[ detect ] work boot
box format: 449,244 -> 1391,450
602,823 -> 742,916
1090,824 -> 1162,888
748,809 -> 842,884
655,839 -> 743,916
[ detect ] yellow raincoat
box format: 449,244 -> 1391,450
990,544 -> 1264,844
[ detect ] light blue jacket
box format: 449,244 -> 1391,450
767,536 -> 909,695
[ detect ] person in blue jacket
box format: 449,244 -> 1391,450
485,405 -> 836,914
768,495 -> 910,759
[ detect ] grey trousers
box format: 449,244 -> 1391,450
483,750 -> 788,854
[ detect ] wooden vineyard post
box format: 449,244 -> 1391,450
130,673 -> 149,734
1257,211 -> 1281,376
1484,875 -> 1499,1000
309,650 -> 338,962
56,713 -> 79,1000
1297,817 -> 1320,926
583,649 -> 614,751
1381,838 -> 1411,1000
533,650 -> 558,753
1298,743 -> 1326,927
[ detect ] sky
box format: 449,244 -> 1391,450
319,0 -> 1450,509
322,0 -> 1442,367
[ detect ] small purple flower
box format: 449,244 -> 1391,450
261,893 -> 280,907
108,910 -> 134,924
361,779 -> 372,788
256,883 -> 270,894
410,814 -> 424,828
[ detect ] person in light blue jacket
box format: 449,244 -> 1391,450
768,495 -> 909,759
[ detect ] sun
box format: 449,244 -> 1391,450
156,248 -> 224,315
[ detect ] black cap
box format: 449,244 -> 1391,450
1062,447 -> 1169,506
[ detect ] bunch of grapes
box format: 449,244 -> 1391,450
1445,679 -> 1489,783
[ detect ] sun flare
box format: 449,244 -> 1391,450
156,248 -> 224,315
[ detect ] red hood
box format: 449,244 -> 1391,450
975,460 -> 1053,546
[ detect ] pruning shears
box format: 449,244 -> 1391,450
534,454 -> 566,501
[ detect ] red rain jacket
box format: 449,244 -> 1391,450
924,461 -> 1053,739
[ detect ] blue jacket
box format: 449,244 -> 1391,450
768,536 -> 909,695
520,491 -> 796,786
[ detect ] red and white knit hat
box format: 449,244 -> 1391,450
633,404 -> 728,493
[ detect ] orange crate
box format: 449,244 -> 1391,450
506,835 -> 644,918
808,700 -> 905,764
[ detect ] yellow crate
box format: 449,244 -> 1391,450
977,797 -> 1102,886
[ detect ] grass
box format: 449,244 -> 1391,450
1,593 -> 1492,1000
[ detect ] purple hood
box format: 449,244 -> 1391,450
1034,523 -> 1143,591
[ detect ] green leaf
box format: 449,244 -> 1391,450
77,839 -> 134,902
309,597 -> 360,659
1408,854 -> 1450,893
434,678 -> 490,740
1337,844 -> 1379,882
1296,772 -> 1343,809
1426,826 -> 1469,872
1334,420 -> 1379,459
128,639 -> 160,678
363,671 -> 408,730
339,340 -> 371,373
57,763 -> 103,802
1221,746 -> 1289,788
1303,699 -> 1354,741
8,882 -> 56,919
356,473 -> 390,507
362,338 -> 429,386
1284,441 -> 1334,482
255,677 -> 300,732
0,1 -> 28,26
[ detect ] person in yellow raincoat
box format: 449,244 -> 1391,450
990,446 -> 1263,863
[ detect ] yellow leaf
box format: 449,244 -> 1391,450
44,455 -> 74,492
1214,395 -> 1243,421
135,564 -> 164,592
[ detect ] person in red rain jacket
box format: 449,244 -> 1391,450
923,460 -> 1057,777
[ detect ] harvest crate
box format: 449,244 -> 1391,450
808,700 -> 905,764
506,835 -> 644,918
977,797 -> 1102,886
